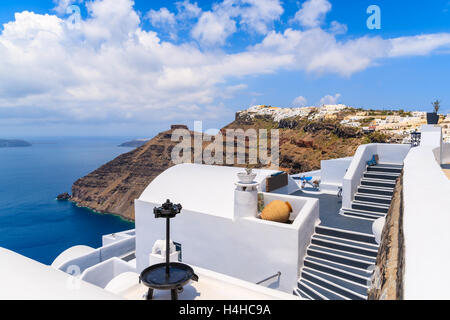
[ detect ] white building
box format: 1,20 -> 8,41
1,127 -> 450,300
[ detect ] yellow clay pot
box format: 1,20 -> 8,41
261,200 -> 293,223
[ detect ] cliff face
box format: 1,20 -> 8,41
71,126 -> 187,220
70,114 -> 390,221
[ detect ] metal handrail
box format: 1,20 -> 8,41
256,271 -> 281,285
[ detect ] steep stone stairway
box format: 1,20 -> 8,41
294,163 -> 403,300
294,225 -> 378,300
341,164 -> 403,221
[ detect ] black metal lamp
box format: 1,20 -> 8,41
139,200 -> 198,300
411,130 -> 421,147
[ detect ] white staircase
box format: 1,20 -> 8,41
294,226 -> 379,300
341,164 -> 402,221
294,163 -> 403,300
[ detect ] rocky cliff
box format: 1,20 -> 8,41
71,126 -> 191,220
70,113 -> 391,221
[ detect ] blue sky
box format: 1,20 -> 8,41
0,0 -> 449,137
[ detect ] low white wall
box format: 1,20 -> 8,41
320,157 -> 352,193
103,230 -> 135,247
342,144 -> 410,208
441,143 -> 450,164
135,194 -> 319,294
0,248 -> 121,300
80,257 -> 136,289
58,237 -> 135,274
403,146 -> 450,299
420,125 -> 443,164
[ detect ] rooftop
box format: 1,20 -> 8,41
110,266 -> 299,300
138,163 -> 299,219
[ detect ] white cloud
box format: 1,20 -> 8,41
147,8 -> 176,28
329,21 -> 347,35
320,93 -> 341,105
191,0 -> 283,45
191,10 -> 237,45
238,0 -> 283,34
292,96 -> 308,107
388,33 -> 450,57
53,0 -> 82,15
176,0 -> 202,19
292,0 -> 332,28
1,0 -> 450,128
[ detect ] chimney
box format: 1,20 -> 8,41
234,169 -> 259,220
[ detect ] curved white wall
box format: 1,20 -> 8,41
0,248 -> 120,300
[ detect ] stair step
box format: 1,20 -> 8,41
361,179 -> 396,188
304,258 -> 371,286
311,236 -> 378,257
363,173 -> 399,181
309,245 -> 376,263
301,271 -> 366,300
303,267 -> 368,296
306,256 -> 373,277
313,234 -> 379,251
358,187 -> 394,197
296,282 -> 326,300
342,210 -> 385,221
315,225 -> 377,245
307,248 -> 374,270
372,163 -> 403,169
352,201 -> 389,213
293,288 -> 312,300
354,194 -> 392,205
367,166 -> 402,174
299,279 -> 342,300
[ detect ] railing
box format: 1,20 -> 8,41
256,271 -> 281,285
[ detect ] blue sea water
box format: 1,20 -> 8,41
0,137 -> 136,265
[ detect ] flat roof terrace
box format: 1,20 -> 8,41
290,190 -> 374,234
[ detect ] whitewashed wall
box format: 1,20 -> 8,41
403,146 -> 450,299
135,193 -> 319,293
80,257 -> 136,289
420,125 -> 443,164
320,157 -> 352,193
0,248 -> 121,300
443,143 -> 450,164
57,237 -> 135,274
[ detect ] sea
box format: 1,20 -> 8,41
0,137 -> 137,265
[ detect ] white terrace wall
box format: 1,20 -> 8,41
441,143 -> 450,164
403,146 -> 450,299
57,237 -> 135,274
135,194 -> 319,294
342,144 -> 411,208
320,157 -> 352,193
420,125 -> 443,164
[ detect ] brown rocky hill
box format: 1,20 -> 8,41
71,125 -> 190,220
69,116 -> 390,221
